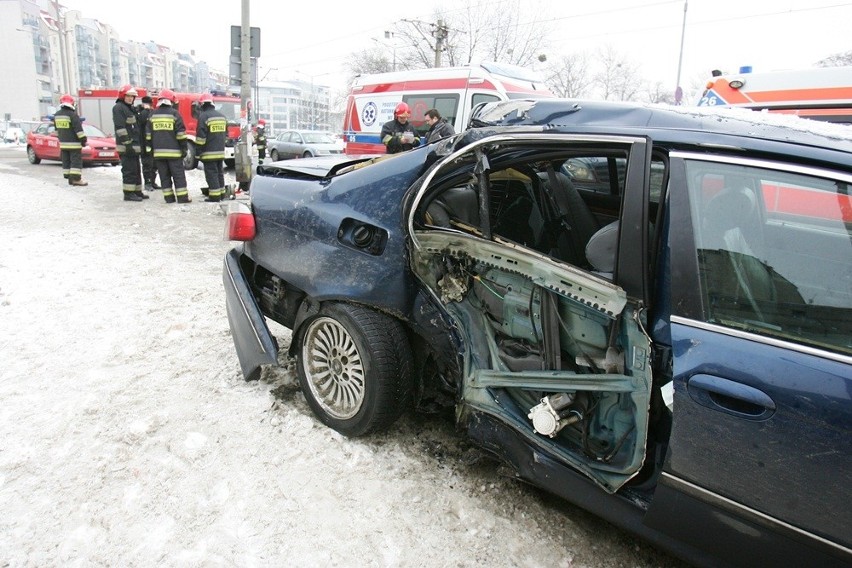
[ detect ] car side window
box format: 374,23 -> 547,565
684,159 -> 852,356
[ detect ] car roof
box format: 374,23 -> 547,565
466,99 -> 852,158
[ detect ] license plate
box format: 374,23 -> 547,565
99,151 -> 115,157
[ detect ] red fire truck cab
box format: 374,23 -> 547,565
77,88 -> 243,168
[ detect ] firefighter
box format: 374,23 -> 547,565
137,95 -> 159,191
112,84 -> 148,201
53,94 -> 88,187
146,89 -> 191,204
380,102 -> 420,154
254,119 -> 267,164
195,93 -> 228,202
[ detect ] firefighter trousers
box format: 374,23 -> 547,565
61,149 -> 83,182
119,152 -> 142,195
202,159 -> 225,199
141,150 -> 157,186
156,158 -> 189,203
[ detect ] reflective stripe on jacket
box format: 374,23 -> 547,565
53,107 -> 87,150
195,108 -> 227,161
112,100 -> 140,154
146,107 -> 187,160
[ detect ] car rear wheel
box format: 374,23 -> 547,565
27,146 -> 40,164
270,149 -> 279,162
302,151 -> 312,158
296,302 -> 412,437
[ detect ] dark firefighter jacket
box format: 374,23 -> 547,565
53,107 -> 87,150
380,118 -> 420,154
254,128 -> 266,150
112,100 -> 140,154
195,107 -> 227,161
145,106 -> 187,160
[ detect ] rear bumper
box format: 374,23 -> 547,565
223,248 -> 279,380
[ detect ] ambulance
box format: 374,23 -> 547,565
697,65 -> 852,124
343,62 -> 554,154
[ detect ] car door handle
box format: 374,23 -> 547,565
687,374 -> 776,420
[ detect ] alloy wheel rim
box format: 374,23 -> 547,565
302,317 -> 365,419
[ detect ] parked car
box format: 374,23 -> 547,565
223,99 -> 852,568
4,126 -> 25,144
26,122 -> 119,165
267,129 -> 344,161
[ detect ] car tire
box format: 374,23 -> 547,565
27,146 -> 41,164
296,302 -> 412,437
183,142 -> 198,170
270,149 -> 279,162
302,151 -> 312,158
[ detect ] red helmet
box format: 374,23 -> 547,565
59,93 -> 75,109
394,102 -> 411,118
158,89 -> 176,106
258,119 -> 266,126
118,84 -> 138,98
199,92 -> 213,105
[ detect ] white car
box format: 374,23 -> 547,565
4,127 -> 25,144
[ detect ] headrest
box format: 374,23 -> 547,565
585,221 -> 619,273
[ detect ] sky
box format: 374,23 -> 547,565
60,0 -> 852,102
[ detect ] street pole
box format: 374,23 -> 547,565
235,0 -> 252,190
51,0 -> 70,94
675,0 -> 688,105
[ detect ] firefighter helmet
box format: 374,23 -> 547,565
199,92 -> 213,105
59,93 -> 75,109
118,84 -> 138,98
394,102 -> 411,118
158,89 -> 176,106
258,119 -> 266,127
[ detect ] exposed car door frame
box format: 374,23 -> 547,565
407,132 -> 657,493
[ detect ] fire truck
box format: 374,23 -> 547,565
77,88 -> 243,168
697,66 -> 852,124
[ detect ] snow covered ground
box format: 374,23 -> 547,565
0,146 -> 684,567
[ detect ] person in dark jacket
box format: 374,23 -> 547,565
53,93 -> 88,186
425,108 -> 456,143
145,89 -> 190,204
112,84 -> 147,201
380,102 -> 420,154
195,93 -> 228,202
254,119 -> 267,164
137,95 -> 159,191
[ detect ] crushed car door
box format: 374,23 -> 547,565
408,133 -> 654,493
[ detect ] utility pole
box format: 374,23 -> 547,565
235,0 -> 252,190
674,0 -> 688,105
433,19 -> 448,67
51,0 -> 70,94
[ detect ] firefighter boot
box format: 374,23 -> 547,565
177,195 -> 192,204
70,179 -> 89,187
134,190 -> 150,200
144,183 -> 154,192
124,191 -> 144,202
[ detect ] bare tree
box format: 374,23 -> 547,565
644,81 -> 676,105
545,53 -> 592,98
593,45 -> 642,102
816,50 -> 852,67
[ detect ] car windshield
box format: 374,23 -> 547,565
82,123 -> 108,138
216,102 -> 241,121
302,132 -> 335,144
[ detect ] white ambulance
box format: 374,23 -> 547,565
342,62 -> 553,154
697,65 -> 852,124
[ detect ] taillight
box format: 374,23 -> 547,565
225,201 -> 256,241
